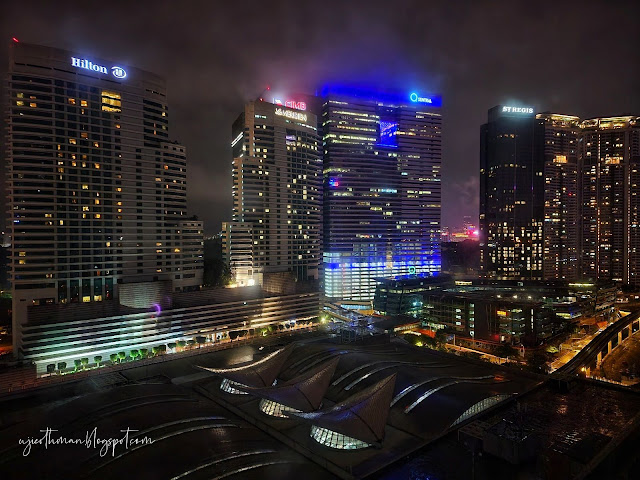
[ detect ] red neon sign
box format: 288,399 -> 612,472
273,98 -> 306,111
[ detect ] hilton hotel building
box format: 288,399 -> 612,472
4,42 -> 204,360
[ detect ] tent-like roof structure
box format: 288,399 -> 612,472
197,343 -> 294,388
237,357 -> 339,412
289,374 -> 396,445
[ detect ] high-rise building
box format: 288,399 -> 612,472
321,87 -> 442,301
225,99 -> 322,288
480,105 -> 543,279
4,42 -> 203,356
580,116 -> 640,285
537,113 -> 580,281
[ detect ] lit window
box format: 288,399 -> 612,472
101,91 -> 121,112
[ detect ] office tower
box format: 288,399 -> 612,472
5,42 -> 203,355
580,116 -> 640,285
480,105 -> 543,279
322,87 -> 442,301
537,113 -> 580,280
226,99 -> 322,288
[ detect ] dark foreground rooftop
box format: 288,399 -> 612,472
0,382 -> 333,480
197,339 -> 540,478
1,334 -> 639,479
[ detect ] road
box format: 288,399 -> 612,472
600,331 -> 640,383
558,308 -> 640,375
548,331 -> 601,372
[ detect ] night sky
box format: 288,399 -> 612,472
1,0 -> 639,234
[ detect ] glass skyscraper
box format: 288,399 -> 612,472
480,105 -> 544,279
321,87 -> 442,301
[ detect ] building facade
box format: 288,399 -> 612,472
480,105 -> 543,279
225,99 -> 322,288
538,113 -> 580,281
322,87 -> 442,301
4,42 -> 203,356
580,116 -> 640,286
23,286 -> 319,374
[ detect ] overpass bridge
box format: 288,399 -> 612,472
557,308 -> 640,376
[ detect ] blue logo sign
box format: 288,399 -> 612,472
111,66 -> 127,79
410,92 -> 433,104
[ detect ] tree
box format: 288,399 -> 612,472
195,336 -> 206,348
423,335 -> 438,349
74,359 -> 82,371
527,352 -> 550,373
403,333 -> 422,346
186,340 -> 196,348
57,361 -> 67,372
81,358 -> 89,369
177,340 -> 186,349
159,345 -> 167,354
109,354 -> 118,364
94,355 -> 102,366
117,351 -> 126,362
202,238 -> 233,287
130,349 -> 139,360
168,342 -> 177,351
46,364 -> 56,374
267,325 -> 276,333
278,324 -> 284,331
151,346 -> 159,356
495,344 -> 518,359
140,348 -> 148,358
229,331 -> 239,342
435,330 -> 448,348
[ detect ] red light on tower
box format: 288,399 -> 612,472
12,37 -> 19,43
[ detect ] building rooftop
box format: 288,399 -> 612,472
197,339 -> 540,478
24,285 -> 290,326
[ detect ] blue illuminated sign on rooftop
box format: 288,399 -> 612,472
410,92 -> 436,104
320,85 -> 441,108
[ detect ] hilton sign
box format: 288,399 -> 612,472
71,57 -> 127,79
